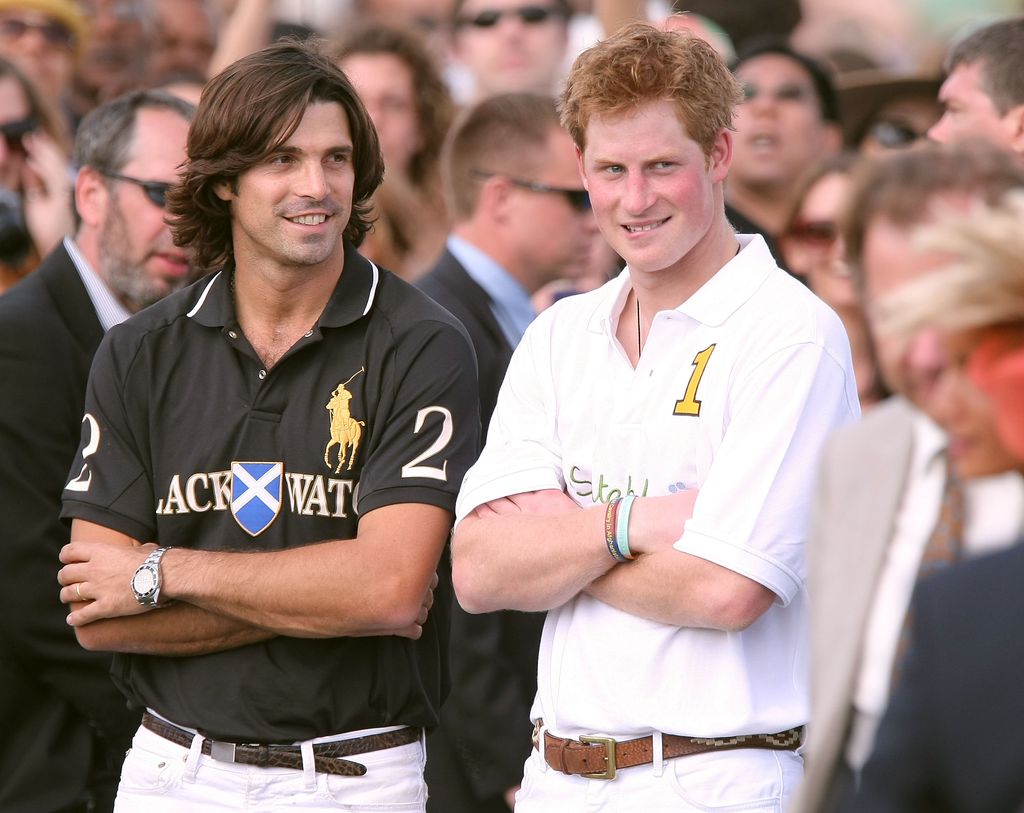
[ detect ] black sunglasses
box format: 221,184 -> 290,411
0,16 -> 75,48
101,172 -> 172,208
0,116 -> 37,153
472,169 -> 591,212
455,5 -> 563,28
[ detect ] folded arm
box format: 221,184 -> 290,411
58,519 -> 275,655
453,489 -> 609,613
59,502 -> 449,644
584,552 -> 776,631
452,489 -> 699,614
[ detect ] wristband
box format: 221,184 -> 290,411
615,494 -> 637,560
604,497 -> 628,563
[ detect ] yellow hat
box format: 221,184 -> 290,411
0,0 -> 89,54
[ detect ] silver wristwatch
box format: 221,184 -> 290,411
131,546 -> 172,608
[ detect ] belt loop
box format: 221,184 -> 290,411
300,740 -> 316,789
651,730 -> 664,778
419,727 -> 428,769
537,722 -> 549,773
184,732 -> 204,782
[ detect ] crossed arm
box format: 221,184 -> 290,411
451,489 -> 774,632
58,502 -> 449,655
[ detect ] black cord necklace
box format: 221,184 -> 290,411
636,296 -> 641,358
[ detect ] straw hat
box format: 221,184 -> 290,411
0,0 -> 89,55
836,68 -> 942,147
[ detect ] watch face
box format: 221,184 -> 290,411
133,566 -> 157,596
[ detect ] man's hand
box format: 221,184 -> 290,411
58,540 -> 157,625
395,571 -> 438,640
21,131 -> 73,256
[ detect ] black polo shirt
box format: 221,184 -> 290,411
62,244 -> 480,742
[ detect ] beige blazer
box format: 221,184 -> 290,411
792,397 -> 915,813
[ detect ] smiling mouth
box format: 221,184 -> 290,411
288,214 -> 328,226
623,219 -> 668,234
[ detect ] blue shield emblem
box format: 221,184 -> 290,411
231,462 -> 283,537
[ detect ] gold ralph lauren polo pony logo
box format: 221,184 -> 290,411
324,367 -> 365,473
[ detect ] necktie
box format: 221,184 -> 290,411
890,460 -> 966,688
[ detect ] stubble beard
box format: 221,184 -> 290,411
99,196 -> 184,312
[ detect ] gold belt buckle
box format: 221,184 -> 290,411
578,734 -> 617,780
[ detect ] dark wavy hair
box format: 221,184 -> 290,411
166,38 -> 384,272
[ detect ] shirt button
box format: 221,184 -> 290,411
227,330 -> 238,339
258,370 -> 267,380
304,330 -> 313,338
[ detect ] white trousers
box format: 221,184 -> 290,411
515,742 -> 804,812
113,723 -> 428,812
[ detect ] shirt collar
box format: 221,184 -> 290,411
675,233 -> 773,326
911,407 -> 948,475
65,236 -> 133,332
447,234 -> 536,345
587,233 -> 775,336
187,243 -> 380,329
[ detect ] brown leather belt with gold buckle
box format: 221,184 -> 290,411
533,720 -> 803,780
141,712 -> 421,777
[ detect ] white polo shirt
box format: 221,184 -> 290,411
456,234 -> 859,740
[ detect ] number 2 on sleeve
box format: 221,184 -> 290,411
401,406 -> 453,481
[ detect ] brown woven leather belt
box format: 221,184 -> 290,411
141,712 -> 420,777
534,720 -> 803,780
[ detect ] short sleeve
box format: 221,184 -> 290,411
675,341 -> 859,604
356,319 -> 481,516
61,330 -> 155,541
455,314 -> 565,524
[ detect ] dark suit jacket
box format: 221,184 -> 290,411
417,249 -> 545,812
0,246 -> 139,812
417,249 -> 513,437
845,540 -> 1024,813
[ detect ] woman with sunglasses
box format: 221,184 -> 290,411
845,190 -> 1024,813
781,152 -> 887,408
0,54 -> 72,291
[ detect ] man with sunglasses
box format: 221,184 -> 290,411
450,0 -> 572,103
0,88 -> 193,813
0,0 -> 86,118
417,91 -> 597,813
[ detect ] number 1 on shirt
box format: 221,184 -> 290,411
673,344 -> 716,416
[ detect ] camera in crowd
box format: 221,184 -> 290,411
0,186 -> 31,267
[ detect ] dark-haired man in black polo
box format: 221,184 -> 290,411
56,39 -> 479,812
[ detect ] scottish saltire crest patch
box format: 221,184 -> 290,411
230,462 -> 283,536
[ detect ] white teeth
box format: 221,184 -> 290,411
289,214 -> 327,225
625,222 -> 660,233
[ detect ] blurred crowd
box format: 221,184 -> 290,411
2,0 -> 1024,810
